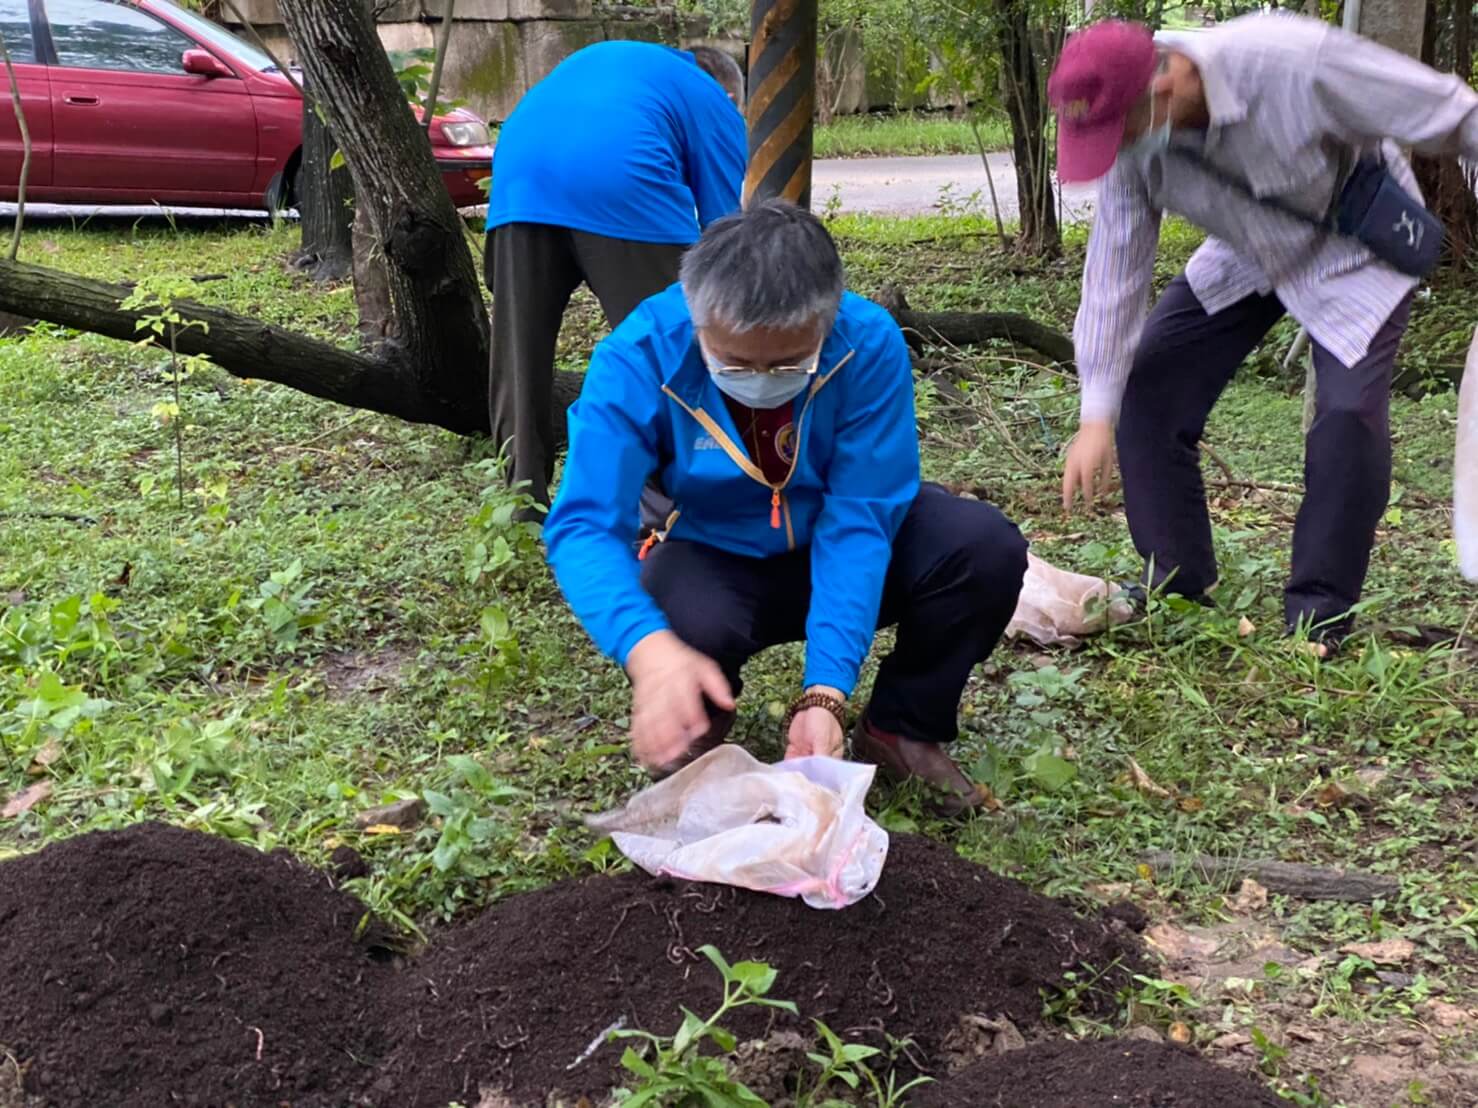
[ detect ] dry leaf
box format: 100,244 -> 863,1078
1176,796 -> 1205,813
1354,766 -> 1390,791
28,738 -> 63,773
1238,616 -> 1256,638
1341,938 -> 1416,964
1086,882 -> 1134,901
1128,757 -> 1172,799
1146,923 -> 1221,962
361,824 -> 403,836
1168,1021 -> 1192,1044
1421,1000 -> 1475,1029
973,784 -> 1004,813
1229,878 -> 1269,914
2,780 -> 53,819
1316,780 -> 1353,808
1211,1031 -> 1251,1051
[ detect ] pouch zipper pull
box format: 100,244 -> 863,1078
770,488 -> 781,530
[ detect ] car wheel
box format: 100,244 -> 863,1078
265,160 -> 302,214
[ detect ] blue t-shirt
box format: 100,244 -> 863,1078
486,42 -> 747,245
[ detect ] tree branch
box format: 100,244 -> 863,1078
217,0 -> 308,101
0,257 -> 488,432
877,284 -> 1075,367
1,30 -> 31,262
423,0 -> 457,134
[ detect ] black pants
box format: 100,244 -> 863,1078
639,484 -> 1028,744
485,223 -> 686,508
1118,275 -> 1412,635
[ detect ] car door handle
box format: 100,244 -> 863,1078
64,95 -> 99,105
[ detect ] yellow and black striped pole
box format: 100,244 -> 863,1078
743,0 -> 818,208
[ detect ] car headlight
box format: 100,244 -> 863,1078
440,121 -> 491,147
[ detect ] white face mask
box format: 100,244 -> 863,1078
700,342 -> 818,410
1124,94 -> 1171,160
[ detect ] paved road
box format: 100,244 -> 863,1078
813,153 -> 1097,222
0,153 -> 1097,224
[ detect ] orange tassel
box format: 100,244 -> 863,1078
770,489 -> 781,529
637,532 -> 659,561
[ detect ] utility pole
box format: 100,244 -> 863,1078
742,0 -> 818,208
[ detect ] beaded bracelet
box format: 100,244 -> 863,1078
781,690 -> 848,735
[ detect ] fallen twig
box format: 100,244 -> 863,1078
0,510 -> 99,525
1140,849 -> 1400,902
1199,441 -> 1238,485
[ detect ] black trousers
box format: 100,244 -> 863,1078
485,223 -> 686,508
1118,274 -> 1413,634
639,484 -> 1029,744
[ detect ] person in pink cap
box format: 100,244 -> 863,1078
1048,12 -> 1478,652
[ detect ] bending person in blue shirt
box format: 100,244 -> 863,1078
545,201 -> 1029,818
485,41 -> 747,510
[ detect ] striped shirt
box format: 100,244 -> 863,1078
1075,12 -> 1478,423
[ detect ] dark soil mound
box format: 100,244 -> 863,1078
374,834 -> 1145,1106
0,822 -> 388,1108
911,1039 -> 1285,1107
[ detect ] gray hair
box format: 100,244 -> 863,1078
681,199 -> 845,335
689,45 -> 745,107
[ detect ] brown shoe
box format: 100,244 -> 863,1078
648,709 -> 738,780
851,716 -> 989,818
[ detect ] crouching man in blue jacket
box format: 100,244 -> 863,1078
544,201 -> 1028,817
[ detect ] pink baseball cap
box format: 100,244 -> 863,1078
1048,21 -> 1157,183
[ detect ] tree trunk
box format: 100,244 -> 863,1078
0,257 -> 472,427
1412,0 -> 1478,266
996,0 -> 1059,258
294,77 -> 354,282
352,203 -> 393,347
0,258 -> 597,444
278,0 -> 488,418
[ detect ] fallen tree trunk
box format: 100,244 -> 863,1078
0,255 -> 588,442
877,285 -> 1075,368
1140,850 -> 1400,903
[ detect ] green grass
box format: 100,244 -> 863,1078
813,110 -> 1009,159
2,214 -> 1476,1104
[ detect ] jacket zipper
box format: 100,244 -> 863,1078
661,349 -> 855,552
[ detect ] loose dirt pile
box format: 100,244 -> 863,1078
0,823 -> 1273,1107
0,822 -> 388,1108
911,1039 -> 1287,1107
375,834 -> 1144,1105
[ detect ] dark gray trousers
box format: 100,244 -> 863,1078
1117,273 -> 1413,635
485,223 -> 685,509
640,484 -> 1028,744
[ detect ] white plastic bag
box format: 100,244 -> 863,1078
1456,328 -> 1478,582
585,745 -> 888,910
1006,552 -> 1135,648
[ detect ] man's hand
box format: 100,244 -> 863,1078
1061,420 -> 1117,513
784,685 -> 846,760
624,630 -> 734,771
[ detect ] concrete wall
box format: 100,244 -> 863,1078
1358,0 -> 1426,59
222,1 -> 953,124
224,0 -> 728,123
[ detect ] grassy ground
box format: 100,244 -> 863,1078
2,214 -> 1476,1106
813,111 -> 1008,159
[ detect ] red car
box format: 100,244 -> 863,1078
0,0 -> 492,209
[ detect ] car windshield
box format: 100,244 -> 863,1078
149,0 -> 283,72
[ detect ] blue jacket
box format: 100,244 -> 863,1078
486,42 -> 747,245
545,286 -> 920,696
